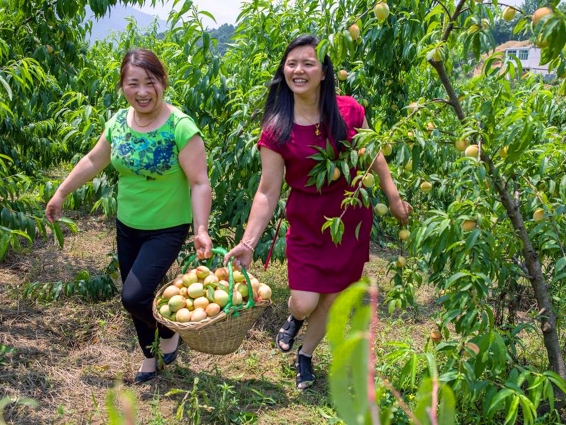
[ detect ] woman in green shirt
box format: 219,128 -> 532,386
45,49 -> 213,384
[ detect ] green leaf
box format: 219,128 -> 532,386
329,335 -> 366,425
517,394 -> 535,425
350,311 -> 369,414
0,75 -> 12,101
327,281 -> 368,350
413,377 -> 433,423
424,352 -> 438,380
350,149 -> 358,166
315,171 -> 326,192
308,153 -> 325,161
399,352 -> 418,390
359,187 -> 370,206
321,218 -> 333,233
1,208 -> 11,227
53,222 -> 64,248
330,217 -> 344,245
554,256 -> 566,276
487,388 -> 513,418
0,233 -> 10,261
57,217 -> 78,233
503,395 -> 519,425
464,229 -> 480,252
340,161 -> 350,184
325,139 -> 336,159
543,371 -> 566,394
438,384 -> 456,425
445,272 -> 468,288
355,221 -> 361,240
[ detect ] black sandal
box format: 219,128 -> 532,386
295,346 -> 315,390
275,315 -> 304,353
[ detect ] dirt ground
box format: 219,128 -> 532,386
1,213 -> 433,424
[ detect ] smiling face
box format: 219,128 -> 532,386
122,65 -> 164,115
283,45 -> 325,100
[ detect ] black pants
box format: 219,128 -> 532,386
116,219 -> 189,358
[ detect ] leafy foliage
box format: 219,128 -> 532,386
0,344 -> 14,367
2,0 -> 566,423
22,252 -> 119,302
0,396 -> 38,424
328,279 -> 456,424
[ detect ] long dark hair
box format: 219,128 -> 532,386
261,35 -> 347,145
118,49 -> 169,93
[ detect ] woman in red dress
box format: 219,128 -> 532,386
225,35 -> 411,390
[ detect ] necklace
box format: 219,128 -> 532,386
133,103 -> 163,128
295,108 -> 321,137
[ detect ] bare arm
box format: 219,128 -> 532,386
243,147 -> 285,244
224,147 -> 284,267
45,133 -> 112,222
179,133 -> 213,259
363,118 -> 412,224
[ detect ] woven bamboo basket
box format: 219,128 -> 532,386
152,247 -> 271,355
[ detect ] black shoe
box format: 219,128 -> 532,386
134,370 -> 157,384
275,315 -> 304,353
295,346 -> 315,390
163,348 -> 178,365
134,358 -> 158,384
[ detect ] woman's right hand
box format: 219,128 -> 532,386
224,243 -> 254,269
389,198 -> 412,225
194,232 -> 213,260
45,193 -> 66,223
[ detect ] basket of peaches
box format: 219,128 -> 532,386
152,247 -> 272,355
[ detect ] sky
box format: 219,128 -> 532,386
133,0 -> 526,27
133,0 -> 247,27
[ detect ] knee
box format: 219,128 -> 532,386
121,291 -> 150,314
289,296 -> 318,318
300,293 -> 338,319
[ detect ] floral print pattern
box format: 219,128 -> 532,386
110,110 -> 178,181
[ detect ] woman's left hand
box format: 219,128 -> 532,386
389,199 -> 413,225
194,232 -> 213,259
223,243 -> 253,269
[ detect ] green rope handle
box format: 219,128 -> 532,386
180,254 -> 198,275
181,247 -> 256,316
214,247 -> 255,315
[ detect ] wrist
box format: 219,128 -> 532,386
55,188 -> 69,199
386,192 -> 402,204
195,226 -> 209,236
240,240 -> 255,253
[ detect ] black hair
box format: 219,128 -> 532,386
261,35 -> 347,145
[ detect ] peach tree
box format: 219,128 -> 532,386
0,0 -> 229,263
0,0 -> 158,259
181,0 -> 566,421
298,0 -> 566,422
219,0 -> 566,423
3,0 -> 566,421
0,0 -> 228,302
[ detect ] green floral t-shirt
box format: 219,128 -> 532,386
105,107 -> 200,230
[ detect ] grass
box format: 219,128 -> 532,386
4,211 -> 553,424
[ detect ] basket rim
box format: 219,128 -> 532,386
153,282 -> 271,331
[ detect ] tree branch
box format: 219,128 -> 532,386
442,0 -> 467,42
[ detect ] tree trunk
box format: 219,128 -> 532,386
429,59 -> 566,382
485,155 -> 566,381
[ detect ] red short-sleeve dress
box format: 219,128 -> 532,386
258,96 -> 373,294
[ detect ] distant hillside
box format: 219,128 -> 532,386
85,5 -> 167,43
84,5 -> 235,54
208,23 -> 235,55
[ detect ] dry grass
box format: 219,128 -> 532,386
0,214 -> 439,425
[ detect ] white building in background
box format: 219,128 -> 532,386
504,46 -> 552,77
